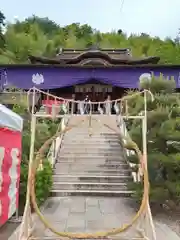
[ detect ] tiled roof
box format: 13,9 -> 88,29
29,48 -> 160,65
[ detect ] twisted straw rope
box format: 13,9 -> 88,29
27,87 -> 153,105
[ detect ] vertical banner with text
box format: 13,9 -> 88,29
0,128 -> 22,225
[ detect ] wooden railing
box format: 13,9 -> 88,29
117,114 -> 141,182
47,116 -> 69,167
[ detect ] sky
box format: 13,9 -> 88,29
1,0 -> 180,39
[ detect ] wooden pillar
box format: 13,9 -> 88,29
71,94 -> 75,114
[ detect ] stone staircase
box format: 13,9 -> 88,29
51,115 -> 133,197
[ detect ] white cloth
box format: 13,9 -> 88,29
105,100 -> 111,115
0,104 -> 23,132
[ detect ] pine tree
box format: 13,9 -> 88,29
127,74 -> 180,207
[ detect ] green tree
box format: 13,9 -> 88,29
0,10 -> 5,48
126,75 -> 180,208
13,15 -> 60,36
1,15 -> 180,65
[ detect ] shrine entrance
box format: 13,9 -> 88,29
50,79 -> 126,103
49,80 -> 126,114
74,83 -> 109,102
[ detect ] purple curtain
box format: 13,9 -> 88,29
1,66 -> 180,89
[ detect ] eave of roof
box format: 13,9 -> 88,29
29,53 -> 160,65
1,63 -> 180,69
56,48 -> 130,52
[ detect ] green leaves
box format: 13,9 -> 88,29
126,75 -> 180,207
35,161 -> 53,205
1,14 -> 180,63
0,11 -> 5,48
140,74 -> 176,93
12,104 -> 58,211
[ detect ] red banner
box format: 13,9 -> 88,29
0,128 -> 22,225
42,99 -> 66,114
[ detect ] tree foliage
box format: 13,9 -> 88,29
127,75 -> 180,208
0,13 -> 180,63
12,104 -> 60,210
0,10 -> 5,48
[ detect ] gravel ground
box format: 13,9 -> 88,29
155,212 -> 180,237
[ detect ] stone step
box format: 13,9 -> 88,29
66,124 -> 116,127
58,153 -> 124,157
60,144 -> 122,149
56,159 -> 127,164
62,140 -> 120,145
62,140 -> 121,146
61,143 -> 121,147
59,151 -> 123,155
57,156 -> 125,161
68,123 -> 118,127
64,137 -> 120,140
52,182 -> 128,191
70,132 -> 117,134
64,131 -> 119,135
66,126 -> 117,129
63,135 -> 120,139
57,157 -> 125,162
51,189 -> 133,197
59,149 -> 122,154
60,147 -> 122,151
55,162 -> 129,170
52,174 -> 132,183
64,131 -> 119,134
62,139 -> 120,143
54,168 -> 131,176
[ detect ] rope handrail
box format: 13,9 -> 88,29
27,87 -> 154,105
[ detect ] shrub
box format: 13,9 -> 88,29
126,75 -> 180,207
20,160 -> 53,206
12,104 -> 59,212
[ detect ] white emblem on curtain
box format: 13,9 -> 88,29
139,73 -> 152,83
32,73 -> 44,85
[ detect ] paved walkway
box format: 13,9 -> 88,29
0,222 -> 19,239
27,196 -> 180,240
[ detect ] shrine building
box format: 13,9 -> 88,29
28,46 -> 160,101
0,46 -> 180,104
